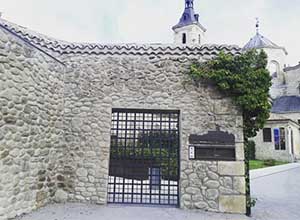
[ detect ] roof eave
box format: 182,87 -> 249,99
242,45 -> 288,55
267,118 -> 300,127
172,22 -> 206,32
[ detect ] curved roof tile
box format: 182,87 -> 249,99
0,18 -> 241,57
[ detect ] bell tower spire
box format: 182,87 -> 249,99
185,0 -> 194,8
172,0 -> 206,45
256,17 -> 260,34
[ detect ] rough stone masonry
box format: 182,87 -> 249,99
0,19 -> 245,220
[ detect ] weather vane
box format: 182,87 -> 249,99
256,17 -> 260,34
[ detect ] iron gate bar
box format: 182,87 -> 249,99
150,113 -> 153,204
108,108 -> 180,206
112,108 -> 180,114
168,112 -> 171,204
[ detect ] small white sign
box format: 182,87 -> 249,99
189,146 -> 195,159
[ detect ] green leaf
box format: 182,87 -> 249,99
187,49 -> 272,139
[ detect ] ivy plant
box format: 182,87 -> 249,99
188,49 -> 272,216
189,49 -> 272,139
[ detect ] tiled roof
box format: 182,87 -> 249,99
284,63 -> 300,72
271,96 -> 300,113
0,18 -> 241,56
243,33 -> 287,55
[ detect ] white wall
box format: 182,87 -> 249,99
252,121 -> 297,162
269,65 -> 300,99
272,113 -> 300,123
264,48 -> 287,73
173,24 -> 205,45
290,125 -> 300,159
265,48 -> 287,100
285,66 -> 300,96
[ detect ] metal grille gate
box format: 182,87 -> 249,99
108,109 -> 180,206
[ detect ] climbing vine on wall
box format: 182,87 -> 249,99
188,49 -> 272,216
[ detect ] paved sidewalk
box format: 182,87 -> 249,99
250,162 -> 300,220
14,163 -> 300,220
15,203 -> 248,220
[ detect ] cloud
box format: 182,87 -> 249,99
1,0 -> 299,64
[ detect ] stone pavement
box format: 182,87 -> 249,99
251,163 -> 300,220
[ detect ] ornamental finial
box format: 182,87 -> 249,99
256,17 -> 260,34
185,0 -> 194,8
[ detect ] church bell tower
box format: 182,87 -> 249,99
172,0 -> 206,45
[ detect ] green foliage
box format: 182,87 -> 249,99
246,140 -> 256,160
250,160 -> 288,170
248,197 -> 258,208
263,159 -> 276,166
189,50 -> 272,139
110,130 -> 179,179
188,49 -> 272,215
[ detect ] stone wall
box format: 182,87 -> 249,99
0,23 -> 246,219
60,54 -> 246,214
0,29 -> 65,220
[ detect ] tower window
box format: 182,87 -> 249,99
182,33 -> 187,44
198,34 -> 201,44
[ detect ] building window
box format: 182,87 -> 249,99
274,128 -> 286,150
263,128 -> 272,142
182,33 -> 187,44
198,34 -> 201,44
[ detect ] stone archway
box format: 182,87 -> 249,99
270,60 -> 285,84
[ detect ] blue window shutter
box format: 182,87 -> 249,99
274,128 -> 280,150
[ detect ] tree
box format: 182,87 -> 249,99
188,49 -> 272,216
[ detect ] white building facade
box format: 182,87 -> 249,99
244,22 -> 300,162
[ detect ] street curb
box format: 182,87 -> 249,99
250,162 -> 300,180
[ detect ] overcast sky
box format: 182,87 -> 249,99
1,0 -> 299,65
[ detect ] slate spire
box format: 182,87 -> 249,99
172,0 -> 206,31
243,19 -> 287,55
172,0 -> 206,45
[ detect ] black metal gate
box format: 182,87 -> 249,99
108,109 -> 180,206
